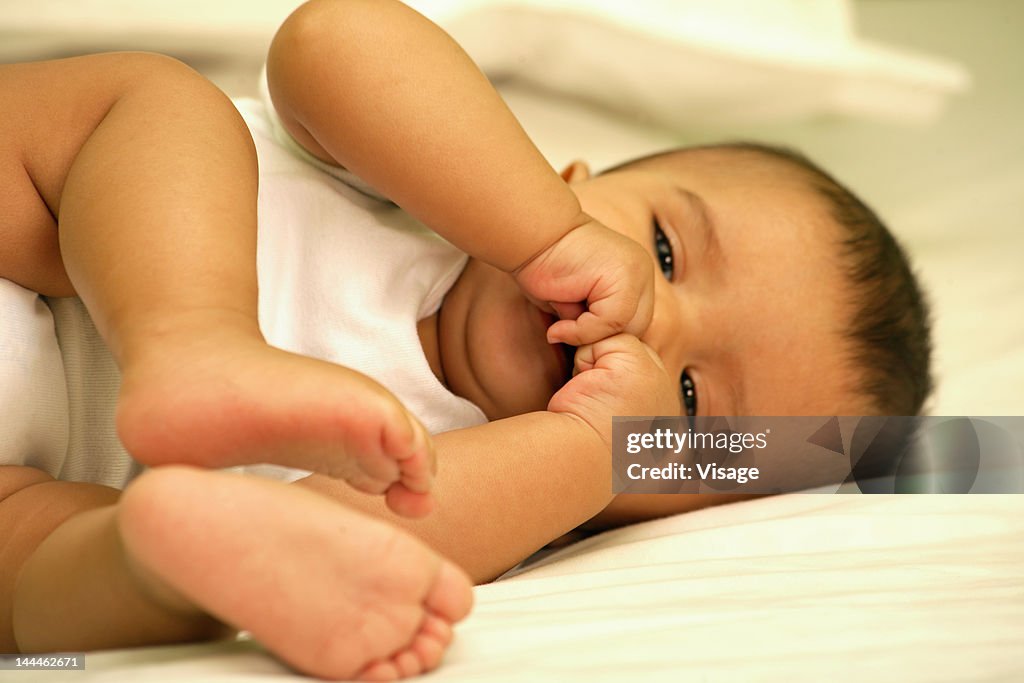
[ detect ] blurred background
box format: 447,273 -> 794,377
2,0 -> 1021,415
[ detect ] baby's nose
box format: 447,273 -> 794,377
641,288 -> 689,371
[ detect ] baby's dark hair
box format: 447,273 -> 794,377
607,141 -> 934,416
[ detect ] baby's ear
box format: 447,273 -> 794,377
559,160 -> 591,184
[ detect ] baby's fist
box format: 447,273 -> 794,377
548,334 -> 680,448
513,219 -> 654,347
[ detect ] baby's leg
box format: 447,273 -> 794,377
0,54 -> 432,516
3,465 -> 472,680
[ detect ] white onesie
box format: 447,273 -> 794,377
0,94 -> 487,489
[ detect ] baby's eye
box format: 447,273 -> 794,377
681,370 -> 697,417
653,219 -> 674,280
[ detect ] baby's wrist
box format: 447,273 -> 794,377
509,210 -> 593,276
546,407 -> 612,454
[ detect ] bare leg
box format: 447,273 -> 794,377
0,54 -> 432,516
4,465 -> 473,680
0,466 -> 221,654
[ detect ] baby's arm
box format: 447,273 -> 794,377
268,0 -> 654,343
268,0 -> 579,272
299,411 -> 611,582
299,325 -> 758,582
299,334 -> 680,582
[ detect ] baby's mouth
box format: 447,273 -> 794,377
558,342 -> 577,388
538,308 -> 576,388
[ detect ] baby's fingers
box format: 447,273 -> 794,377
547,300 -> 652,347
557,272 -> 655,346
547,312 -> 615,347
572,333 -> 666,374
606,270 -> 656,340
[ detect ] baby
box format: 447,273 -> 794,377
0,0 -> 932,680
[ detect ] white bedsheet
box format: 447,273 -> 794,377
19,494 -> 1023,682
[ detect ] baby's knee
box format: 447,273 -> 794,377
98,52 -> 243,126
104,52 -> 204,88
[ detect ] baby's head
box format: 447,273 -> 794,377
437,142 -> 932,419
735,142 -> 932,417
600,141 -> 932,416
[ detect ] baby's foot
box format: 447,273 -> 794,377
116,328 -> 434,517
118,466 -> 474,681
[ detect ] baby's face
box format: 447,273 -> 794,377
433,148 -> 863,419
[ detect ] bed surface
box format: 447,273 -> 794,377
3,0 -> 1022,680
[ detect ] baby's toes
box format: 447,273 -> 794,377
357,659 -> 401,681
382,409 -> 433,476
333,401 -> 418,489
356,640 -> 432,681
410,614 -> 452,670
356,613 -> 453,680
424,562 -> 474,624
379,413 -> 435,518
385,484 -> 433,518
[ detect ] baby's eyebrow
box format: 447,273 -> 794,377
675,187 -> 724,269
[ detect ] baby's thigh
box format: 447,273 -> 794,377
0,139 -> 67,296
0,54 -> 186,297
0,63 -> 73,296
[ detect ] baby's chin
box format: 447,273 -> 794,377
474,344 -> 577,421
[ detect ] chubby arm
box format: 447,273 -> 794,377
299,334 -> 683,583
269,0 -> 655,345
267,0 -> 585,272
297,335 -> 760,581
296,411 -> 612,584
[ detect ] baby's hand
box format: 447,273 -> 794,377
513,219 -> 655,346
548,334 -> 680,448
